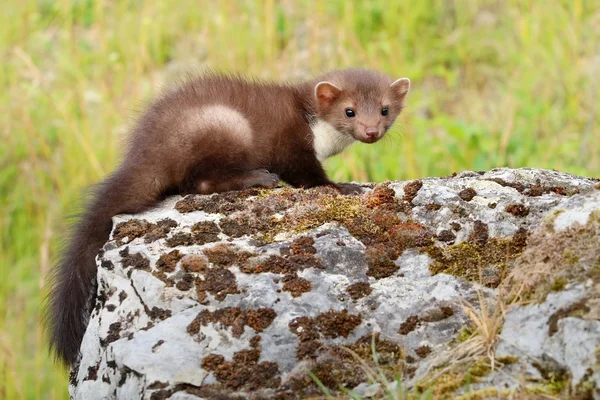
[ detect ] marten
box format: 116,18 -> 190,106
45,68 -> 411,366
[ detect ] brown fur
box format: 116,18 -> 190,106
45,68 -> 410,366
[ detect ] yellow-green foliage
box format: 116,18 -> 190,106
1,0 -> 599,398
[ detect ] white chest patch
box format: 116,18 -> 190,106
311,119 -> 356,162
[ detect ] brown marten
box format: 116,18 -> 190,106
46,68 -> 411,365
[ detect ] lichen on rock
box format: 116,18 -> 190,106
70,168 -> 600,399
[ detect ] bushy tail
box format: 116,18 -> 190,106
45,169 -> 161,365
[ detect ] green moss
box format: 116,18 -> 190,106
496,355 -> 519,365
550,276 -> 568,292
562,249 -> 579,265
416,372 -> 465,397
422,231 -> 527,288
467,359 -> 492,378
528,379 -> 568,396
453,388 -> 513,400
416,357 -> 494,398
454,327 -> 473,343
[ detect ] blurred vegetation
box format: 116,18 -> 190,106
1,0 -> 598,398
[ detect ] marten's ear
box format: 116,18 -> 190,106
315,81 -> 342,109
389,78 -> 411,105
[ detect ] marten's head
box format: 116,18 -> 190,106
313,69 -> 410,145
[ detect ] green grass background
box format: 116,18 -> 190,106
1,0 -> 598,398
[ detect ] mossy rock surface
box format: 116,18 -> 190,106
71,168 -> 600,399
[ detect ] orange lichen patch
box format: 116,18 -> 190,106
458,188 -> 477,201
420,306 -> 455,322
187,307 -> 276,337
202,244 -> 254,267
437,230 -> 456,242
286,254 -> 325,270
346,282 -> 372,301
101,322 -> 122,346
317,309 -> 362,339
151,271 -> 175,287
156,250 -> 183,273
190,221 -> 221,244
296,340 -> 324,360
164,233 -> 195,247
403,180 -> 423,203
249,335 -> 261,348
365,183 -> 396,208
232,349 -> 261,364
147,307 -> 171,321
175,274 -> 194,291
289,309 -> 362,342
288,316 -> 319,342
528,184 -> 544,196
415,345 -> 432,358
180,255 -> 207,273
213,359 -> 280,391
195,268 -> 239,302
119,247 -> 150,273
113,218 -> 178,245
164,224 -> 221,247
346,206 -> 434,268
201,354 -> 225,371
289,236 -> 316,255
242,252 -> 325,275
245,308 -> 277,333
469,220 -> 489,247
145,219 -> 179,242
175,190 -> 258,214
218,216 -> 269,239
426,203 -> 443,211
505,203 -> 529,217
281,274 -> 312,297
187,308 -> 242,336
245,255 -> 297,274
112,220 -> 151,243
365,245 -> 399,279
398,315 -> 420,335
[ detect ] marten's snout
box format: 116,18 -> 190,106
360,127 -> 380,143
366,128 -> 378,139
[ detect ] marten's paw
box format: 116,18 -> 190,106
248,169 -> 280,189
335,183 -> 363,195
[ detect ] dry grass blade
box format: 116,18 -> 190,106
419,288 -> 506,391
460,290 -> 505,370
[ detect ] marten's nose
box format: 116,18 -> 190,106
366,128 -> 378,138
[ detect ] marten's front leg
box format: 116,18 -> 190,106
195,169 -> 279,194
280,150 -> 362,195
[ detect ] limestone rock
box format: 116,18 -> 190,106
70,168 -> 600,399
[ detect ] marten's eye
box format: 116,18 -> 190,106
381,107 -> 389,116
345,108 -> 356,118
